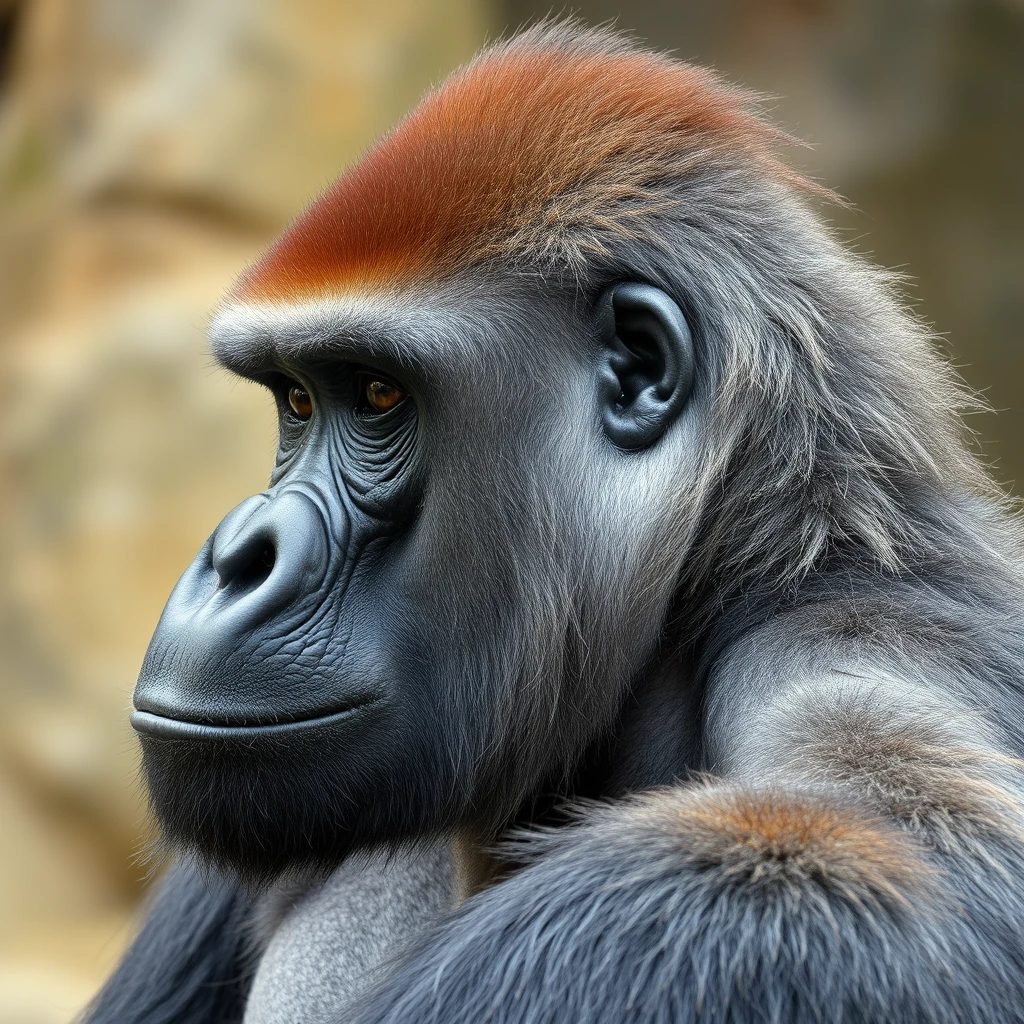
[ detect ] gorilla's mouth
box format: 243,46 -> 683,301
130,699 -> 379,741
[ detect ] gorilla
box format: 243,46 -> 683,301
85,21 -> 1024,1024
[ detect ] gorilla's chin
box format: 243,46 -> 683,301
137,706 -> 436,882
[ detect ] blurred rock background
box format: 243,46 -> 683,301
0,0 -> 1019,1020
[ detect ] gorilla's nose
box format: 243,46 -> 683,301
133,489 -> 334,726
209,490 -> 330,627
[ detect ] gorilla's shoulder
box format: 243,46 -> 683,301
351,782 -> 1023,1024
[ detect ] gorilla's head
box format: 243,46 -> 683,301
133,25 -> 968,878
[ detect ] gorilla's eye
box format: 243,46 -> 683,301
358,376 -> 407,415
287,384 -> 313,420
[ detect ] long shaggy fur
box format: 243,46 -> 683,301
80,860 -> 253,1024
351,784 -> 1024,1024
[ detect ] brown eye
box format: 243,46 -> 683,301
287,384 -> 313,420
364,379 -> 406,413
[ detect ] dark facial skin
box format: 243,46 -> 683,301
132,282 -> 696,880
135,345 -> 461,875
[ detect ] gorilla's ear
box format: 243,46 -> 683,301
597,283 -> 695,451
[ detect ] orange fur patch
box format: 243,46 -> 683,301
232,24 -> 809,302
627,783 -> 932,902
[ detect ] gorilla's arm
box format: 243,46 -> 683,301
351,782 -> 1024,1024
81,860 -> 253,1024
351,646 -> 1024,1024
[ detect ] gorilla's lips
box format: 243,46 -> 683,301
130,700 -> 378,741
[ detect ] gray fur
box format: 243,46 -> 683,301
244,842 -> 454,1024
344,23 -> 1024,1022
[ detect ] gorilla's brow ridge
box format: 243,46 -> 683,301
208,296 -> 482,379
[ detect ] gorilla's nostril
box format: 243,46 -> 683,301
251,542 -> 276,580
259,543 -> 275,571
219,539 -> 276,594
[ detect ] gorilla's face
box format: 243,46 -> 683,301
133,283 -> 697,877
